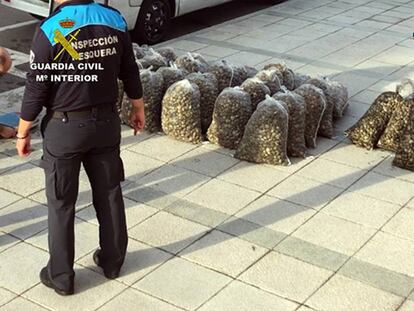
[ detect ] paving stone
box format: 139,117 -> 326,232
332,72 -> 380,97
0,154 -> 25,175
217,161 -> 290,192
340,258 -> 414,298
76,198 -> 158,229
196,45 -> 239,58
306,137 -> 341,157
127,134 -> 197,163
180,230 -> 267,277
136,164 -> 210,198
348,172 -> 414,206
351,89 -> 381,105
235,195 -> 316,235
223,51 -> 271,67
171,147 -> 239,177
400,300 -> 414,310
164,199 -> 229,228
307,275 -> 403,311
120,150 -> 164,182
0,297 -> 48,311
134,257 -> 231,310
0,234 -> 20,255
24,265 -> 127,311
355,232 -> 414,277
323,191 -> 400,229
196,30 -> 238,41
128,211 -> 209,254
275,236 -> 348,271
119,127 -> 155,150
383,208 -> 414,242
0,288 -> 16,307
99,288 -> 182,311
293,213 -> 376,256
198,280 -> 298,311
321,142 -> 389,169
267,175 -> 343,210
239,251 -> 332,303
124,183 -> 180,210
0,242 -> 48,294
26,218 -> 99,261
77,238 -> 172,286
184,178 -> 260,215
374,46 -> 414,65
296,158 -> 367,189
373,157 -> 414,183
168,40 -> 208,51
217,216 -> 286,249
0,189 -> 21,210
0,163 -> 45,197
200,141 -> 235,157
0,199 -> 47,240
345,100 -> 371,119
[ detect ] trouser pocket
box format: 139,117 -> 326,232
39,156 -> 80,203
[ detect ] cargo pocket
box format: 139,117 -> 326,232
39,157 -> 59,200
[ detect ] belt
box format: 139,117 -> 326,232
49,104 -> 115,120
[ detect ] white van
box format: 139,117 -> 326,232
0,0 -> 235,43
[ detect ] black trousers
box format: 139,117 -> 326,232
39,107 -> 128,290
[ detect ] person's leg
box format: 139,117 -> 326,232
83,113 -> 128,275
0,125 -> 16,138
40,115 -> 89,292
40,148 -> 81,291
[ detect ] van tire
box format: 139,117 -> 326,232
133,0 -> 172,44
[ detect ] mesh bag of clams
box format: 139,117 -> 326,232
241,77 -> 271,111
294,84 -> 327,148
132,43 -> 150,59
157,63 -> 188,93
294,73 -> 311,89
393,104 -> 414,171
175,52 -> 209,74
273,89 -> 307,157
305,77 -> 335,138
235,96 -> 290,166
121,68 -> 164,132
207,87 -> 252,149
208,60 -> 232,93
245,66 -> 258,79
137,49 -> 168,71
186,72 -> 219,134
161,79 -> 202,144
264,63 -> 295,90
329,80 -> 349,120
378,80 -> 414,152
255,69 -> 282,94
345,89 -> 405,150
155,47 -> 177,63
230,64 -> 249,87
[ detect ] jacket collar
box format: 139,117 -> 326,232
55,0 -> 94,11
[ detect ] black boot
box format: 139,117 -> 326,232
93,249 -> 120,280
39,267 -> 74,296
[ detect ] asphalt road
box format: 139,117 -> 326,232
0,0 -> 280,54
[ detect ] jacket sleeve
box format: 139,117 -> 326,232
119,31 -> 143,100
20,26 -> 53,122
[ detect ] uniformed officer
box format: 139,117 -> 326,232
16,0 -> 145,296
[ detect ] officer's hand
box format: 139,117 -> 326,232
130,99 -> 145,135
16,135 -> 31,157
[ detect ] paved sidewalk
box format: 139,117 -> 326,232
1,0 -> 414,310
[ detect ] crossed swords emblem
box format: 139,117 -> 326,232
53,29 -> 81,61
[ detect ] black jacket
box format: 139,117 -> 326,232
21,0 -> 142,121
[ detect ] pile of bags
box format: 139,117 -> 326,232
346,80 -> 414,171
118,46 -> 350,167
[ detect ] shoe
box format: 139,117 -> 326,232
39,267 -> 74,296
93,249 -> 120,280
